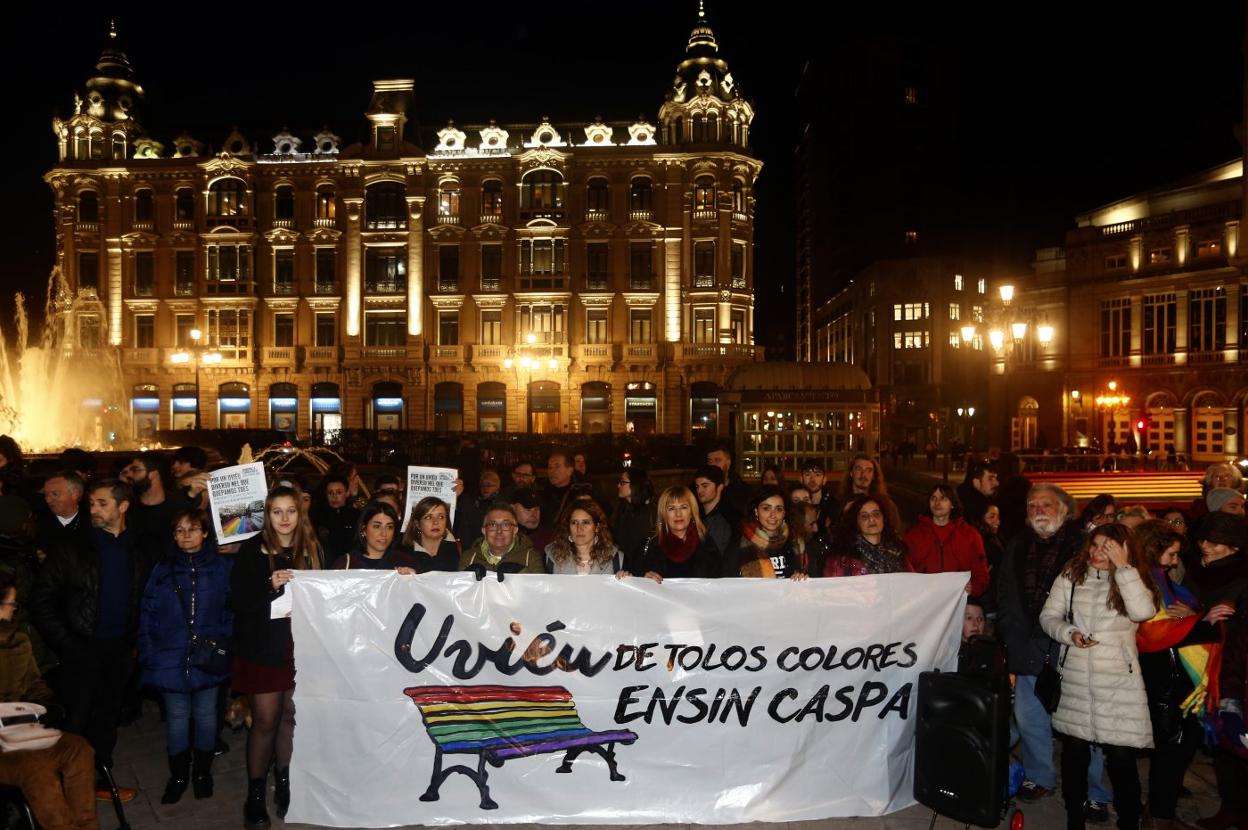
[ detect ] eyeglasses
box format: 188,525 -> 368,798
485,521 -> 517,531
1167,517 -> 1186,527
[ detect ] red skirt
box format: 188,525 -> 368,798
231,655 -> 295,695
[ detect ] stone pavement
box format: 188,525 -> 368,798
93,704 -> 1221,830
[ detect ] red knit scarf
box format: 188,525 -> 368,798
660,528 -> 700,563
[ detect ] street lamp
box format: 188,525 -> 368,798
169,328 -> 222,429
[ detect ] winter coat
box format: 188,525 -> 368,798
1039,565 -> 1158,748
28,527 -> 149,655
630,533 -> 721,579
611,501 -> 653,564
459,533 -> 543,574
996,520 -> 1083,675
138,539 -> 233,693
230,537 -> 313,667
0,621 -> 54,708
903,516 -> 990,595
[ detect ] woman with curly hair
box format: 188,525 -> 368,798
824,493 -> 909,577
229,484 -> 323,829
399,496 -> 460,573
545,501 -> 623,575
1039,523 -> 1159,830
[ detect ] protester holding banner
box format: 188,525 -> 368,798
545,502 -> 623,575
1039,523 -> 1159,830
628,486 -> 719,580
903,483 -> 989,596
823,494 -> 909,577
727,486 -> 808,580
331,502 -> 416,572
138,508 -> 232,804
460,503 -> 543,574
399,496 -> 460,573
229,484 -> 322,830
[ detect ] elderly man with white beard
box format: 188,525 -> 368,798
996,483 -> 1113,820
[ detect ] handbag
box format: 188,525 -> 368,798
1148,648 -> 1186,745
171,564 -> 232,677
1034,578 -> 1076,714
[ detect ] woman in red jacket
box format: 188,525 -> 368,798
903,483 -> 989,596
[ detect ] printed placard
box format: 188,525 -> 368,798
207,462 -> 268,544
401,465 -> 458,531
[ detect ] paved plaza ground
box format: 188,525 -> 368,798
86,703 -> 1221,830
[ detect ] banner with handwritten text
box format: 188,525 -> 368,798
288,571 -> 966,826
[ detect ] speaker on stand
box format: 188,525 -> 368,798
913,669 -> 1010,828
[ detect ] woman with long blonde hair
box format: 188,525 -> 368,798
229,484 -> 323,829
624,485 -> 718,581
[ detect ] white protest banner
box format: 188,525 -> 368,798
207,462 -> 268,544
288,571 -> 966,827
401,465 -> 458,531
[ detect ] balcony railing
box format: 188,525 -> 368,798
174,280 -> 195,297
134,282 -> 154,297
518,275 -> 566,290
629,277 -> 655,291
204,280 -> 255,295
77,221 -> 99,232
694,275 -> 715,289
273,281 -> 295,296
430,345 -> 463,363
520,209 -> 565,223
123,347 -> 159,365
314,281 -> 339,295
132,220 -> 154,232
473,345 -> 507,361
675,343 -> 760,361
437,279 -> 459,293
586,277 -> 609,291
173,220 -> 194,231
313,217 -> 336,228
362,346 -> 407,359
624,344 -> 656,359
731,277 -> 747,290
436,214 -> 461,226
479,278 -> 502,292
1189,350 -> 1226,365
585,209 -> 610,222
206,214 -> 251,228
480,211 -> 504,225
1142,353 -> 1177,366
272,218 -> 295,229
629,210 -> 653,222
1097,355 -> 1129,368
693,208 -> 717,221
365,280 -> 406,294
733,211 -> 749,222
575,344 -> 613,363
262,346 -> 297,364
305,346 -> 338,364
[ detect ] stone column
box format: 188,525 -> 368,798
343,197 -> 363,338
406,196 -> 425,337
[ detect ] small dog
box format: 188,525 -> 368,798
224,696 -> 252,731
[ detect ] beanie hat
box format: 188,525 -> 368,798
1206,487 -> 1242,513
1199,512 -> 1246,551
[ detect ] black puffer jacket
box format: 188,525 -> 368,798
28,528 -> 148,654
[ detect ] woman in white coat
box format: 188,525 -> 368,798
1040,523 -> 1159,830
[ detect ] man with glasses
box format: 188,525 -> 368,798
459,503 -> 542,574
510,461 -> 537,490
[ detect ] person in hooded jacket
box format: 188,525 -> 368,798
138,508 -> 232,805
904,483 -> 990,596
1039,523 -> 1159,830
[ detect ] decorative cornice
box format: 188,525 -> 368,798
472,294 -> 508,309
622,292 -> 660,307
429,294 -> 465,310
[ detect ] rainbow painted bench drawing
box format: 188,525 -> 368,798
404,684 -> 639,810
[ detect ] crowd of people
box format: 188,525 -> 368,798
2,435 -> 1248,829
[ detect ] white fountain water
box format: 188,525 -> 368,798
0,267 -> 131,451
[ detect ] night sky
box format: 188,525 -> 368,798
4,3 -> 1244,355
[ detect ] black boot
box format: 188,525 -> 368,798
244,775 -> 270,830
274,766 -> 290,819
161,750 -> 191,804
191,749 -> 214,799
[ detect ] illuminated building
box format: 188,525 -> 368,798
45,13 -> 761,440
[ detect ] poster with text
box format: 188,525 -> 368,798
401,465 -> 458,531
288,571 -> 966,826
207,462 -> 268,544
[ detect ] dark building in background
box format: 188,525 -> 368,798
795,39 -> 959,362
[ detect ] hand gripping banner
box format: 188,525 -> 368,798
287,571 -> 966,826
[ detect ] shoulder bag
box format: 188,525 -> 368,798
171,563 -> 232,677
1034,577 -> 1076,713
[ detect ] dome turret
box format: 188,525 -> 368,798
658,2 -> 754,148
53,22 -> 149,162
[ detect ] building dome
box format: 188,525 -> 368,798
658,2 -> 754,147
725,361 -> 872,392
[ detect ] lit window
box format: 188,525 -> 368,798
1149,247 -> 1173,265
1105,254 -> 1129,271
954,274 -> 964,291
948,332 -> 960,348
971,305 -> 984,322
904,86 -> 918,105
1197,240 -> 1223,259
893,331 -> 929,349
904,230 -> 918,244
892,303 -> 929,321
976,278 -> 986,294
948,303 -> 960,321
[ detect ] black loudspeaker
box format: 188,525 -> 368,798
914,669 -> 1009,828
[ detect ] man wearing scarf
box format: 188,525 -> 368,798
997,483 -> 1110,811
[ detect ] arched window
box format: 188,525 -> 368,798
629,177 -> 653,215
481,180 -> 503,220
274,185 -> 295,221
520,170 -> 564,219
78,191 -> 99,223
694,176 -> 716,214
207,178 -> 248,223
175,188 -> 195,222
134,189 -> 154,224
315,185 -> 336,221
692,116 -> 706,143
437,181 -> 461,222
111,133 -> 127,160
585,177 -> 609,216
365,182 -> 407,230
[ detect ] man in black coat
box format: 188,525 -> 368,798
707,441 -> 751,518
29,479 -> 146,800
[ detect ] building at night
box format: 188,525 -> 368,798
45,14 -> 762,441
985,160 -> 1247,463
